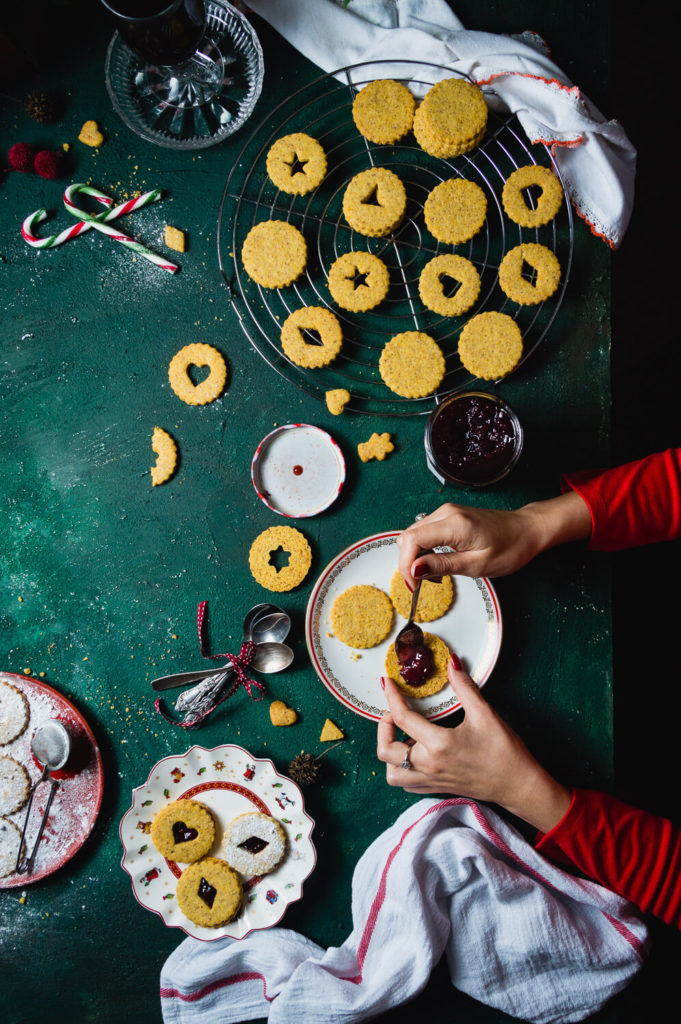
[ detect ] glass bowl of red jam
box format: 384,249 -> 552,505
424,391 -> 523,487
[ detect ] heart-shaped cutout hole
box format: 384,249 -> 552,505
187,364 -> 211,387
172,820 -> 199,844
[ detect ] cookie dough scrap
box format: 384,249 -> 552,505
249,525 -> 312,593
222,812 -> 287,876
352,79 -> 416,144
169,343 -> 227,406
501,164 -> 563,228
281,306 -> 343,369
241,220 -> 307,288
266,133 -> 327,195
165,225 -> 186,253
424,178 -> 487,245
458,311 -> 523,380
0,755 -> 30,816
498,243 -> 561,305
78,119 -> 104,147
385,632 -> 451,697
419,254 -> 480,317
358,432 -> 394,462
320,719 -> 344,742
151,799 -> 216,863
325,388 -> 351,415
270,700 -> 297,726
328,251 -> 390,312
0,681 -> 29,745
390,570 -> 455,623
150,427 -> 178,486
177,857 -> 243,928
343,168 -> 406,238
413,77 -> 487,158
330,584 -> 393,648
379,331 -> 445,398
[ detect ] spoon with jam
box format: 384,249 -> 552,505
394,573 -> 435,687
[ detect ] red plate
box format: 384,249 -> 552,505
0,672 -> 104,888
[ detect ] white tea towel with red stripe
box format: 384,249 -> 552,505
160,798 -> 648,1024
243,0 -> 635,249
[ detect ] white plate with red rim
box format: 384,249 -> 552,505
119,743 -> 316,941
305,533 -> 502,722
251,423 -> 345,517
0,672 -> 104,888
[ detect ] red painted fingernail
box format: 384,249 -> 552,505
450,653 -> 462,671
404,579 -> 414,592
380,677 -> 386,690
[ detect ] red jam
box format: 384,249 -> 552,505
397,642 -> 434,686
292,465 -> 303,475
428,394 -> 519,485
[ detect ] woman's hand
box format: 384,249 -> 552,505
397,491 -> 592,589
376,659 -> 572,834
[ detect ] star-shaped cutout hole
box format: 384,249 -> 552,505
285,153 -> 309,177
347,268 -> 370,290
268,546 -> 291,572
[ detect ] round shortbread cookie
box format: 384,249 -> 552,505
379,331 -> 445,398
241,220 -> 307,289
281,306 -> 343,369
328,251 -> 390,312
343,168 -> 406,238
151,799 -> 216,863
424,178 -> 487,245
177,857 -> 243,928
0,817 -> 22,878
0,755 -> 30,816
249,525 -> 312,592
413,77 -> 487,158
168,343 -> 227,406
0,681 -> 29,746
389,570 -> 455,623
266,133 -> 327,195
352,79 -> 416,144
385,632 -> 451,698
222,812 -> 287,877
330,585 -> 394,649
501,165 -> 563,228
458,311 -> 523,380
418,254 -> 481,317
498,243 -> 561,305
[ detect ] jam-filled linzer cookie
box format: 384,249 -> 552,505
177,857 -> 243,928
222,812 -> 287,877
385,632 -> 451,698
151,799 -> 216,863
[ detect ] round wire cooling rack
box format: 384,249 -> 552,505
217,59 -> 574,417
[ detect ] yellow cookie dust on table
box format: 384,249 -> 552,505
249,525 -> 312,592
379,332 -> 445,398
241,220 -> 307,289
389,570 -> 455,622
357,432 -> 394,462
169,343 -> 227,405
269,700 -> 297,726
280,306 -> 343,368
424,179 -> 487,245
266,133 -> 327,194
418,254 -> 480,317
165,225 -> 186,253
498,243 -> 561,305
330,585 -> 393,648
320,719 -> 344,742
352,79 -> 416,144
501,164 -> 563,228
78,120 -> 104,147
325,388 -> 351,415
385,633 -> 451,698
458,311 -> 523,380
150,426 -> 178,486
343,168 -> 406,238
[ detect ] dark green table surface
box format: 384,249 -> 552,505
1,3 -> 679,1022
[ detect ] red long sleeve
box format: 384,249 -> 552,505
561,447 -> 681,551
536,789 -> 681,928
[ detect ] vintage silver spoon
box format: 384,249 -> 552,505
243,604 -> 291,645
15,720 -> 71,874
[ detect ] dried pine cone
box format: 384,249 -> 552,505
287,752 -> 319,785
24,91 -> 56,124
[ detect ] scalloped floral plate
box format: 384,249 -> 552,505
305,532 -> 502,721
119,744 -> 316,941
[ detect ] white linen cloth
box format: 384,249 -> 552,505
160,798 -> 648,1024
243,0 -> 636,249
